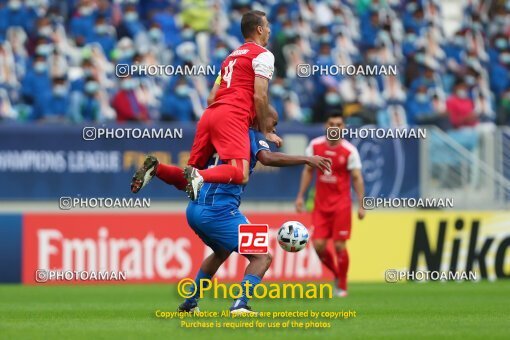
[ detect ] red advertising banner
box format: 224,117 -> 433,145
22,213 -> 330,284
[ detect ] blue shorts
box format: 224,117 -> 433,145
186,202 -> 249,253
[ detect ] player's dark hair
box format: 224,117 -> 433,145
241,10 -> 266,39
327,111 -> 343,120
453,78 -> 466,88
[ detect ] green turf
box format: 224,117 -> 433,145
0,281 -> 509,339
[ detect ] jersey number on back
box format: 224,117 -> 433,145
223,59 -> 237,88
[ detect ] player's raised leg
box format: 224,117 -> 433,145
130,155 -> 159,193
131,155 -> 188,193
185,106 -> 251,200
230,253 -> 272,314
155,163 -> 188,191
185,158 -> 248,189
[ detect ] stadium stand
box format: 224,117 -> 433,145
0,0 -> 509,132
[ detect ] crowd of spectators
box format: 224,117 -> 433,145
0,0 -> 509,130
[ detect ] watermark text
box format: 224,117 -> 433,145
59,197 -> 150,210
385,269 -> 478,282
362,197 -> 453,210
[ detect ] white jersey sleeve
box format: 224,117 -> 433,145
347,147 -> 362,170
305,141 -> 314,157
252,51 -> 275,80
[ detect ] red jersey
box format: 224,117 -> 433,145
306,137 -> 362,213
212,42 -> 274,123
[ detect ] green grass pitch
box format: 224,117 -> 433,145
0,281 -> 509,339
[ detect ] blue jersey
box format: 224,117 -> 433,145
195,129 -> 270,208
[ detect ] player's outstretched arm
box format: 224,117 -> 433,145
351,168 -> 366,220
257,150 -> 331,172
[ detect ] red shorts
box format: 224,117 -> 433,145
188,105 -> 251,169
311,206 -> 352,241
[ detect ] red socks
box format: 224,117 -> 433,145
155,160 -> 245,190
317,249 -> 337,276
318,246 -> 349,291
336,248 -> 349,291
198,164 -> 244,185
155,164 -> 187,191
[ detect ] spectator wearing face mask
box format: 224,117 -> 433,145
3,0 -> 31,34
33,38 -> 54,59
112,77 -> 149,122
27,18 -> 53,53
71,58 -> 95,93
33,77 -> 71,121
139,23 -> 171,65
313,88 -> 342,123
114,37 -> 136,65
402,29 -> 419,57
150,6 -> 181,48
464,68 -> 481,91
211,41 -> 229,72
21,55 -> 51,106
490,49 -> 510,97
160,78 -> 194,122
70,77 -> 101,122
409,65 -> 439,94
88,16 -> 116,58
117,4 -> 145,40
147,24 -> 164,45
179,25 -> 196,44
404,5 -> 427,34
70,2 -> 97,40
273,20 -> 297,79
488,34 -> 508,65
405,85 -> 446,126
446,80 -> 478,129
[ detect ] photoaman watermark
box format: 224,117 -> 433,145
177,278 -> 333,299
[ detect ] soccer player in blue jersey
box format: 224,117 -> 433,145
131,107 -> 331,313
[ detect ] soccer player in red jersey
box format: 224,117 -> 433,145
182,10 -> 280,200
295,112 -> 366,297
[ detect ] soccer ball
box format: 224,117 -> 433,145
277,221 -> 309,252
